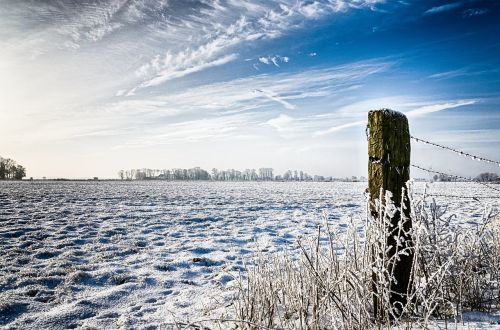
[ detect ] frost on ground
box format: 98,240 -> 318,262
0,181 -> 498,329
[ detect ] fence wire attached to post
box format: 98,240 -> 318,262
411,164 -> 500,194
411,136 -> 500,167
422,193 -> 499,200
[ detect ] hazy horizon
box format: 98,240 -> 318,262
1,0 -> 499,179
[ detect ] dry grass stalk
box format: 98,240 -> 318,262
229,188 -> 500,329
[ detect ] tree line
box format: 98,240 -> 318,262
432,172 -> 499,182
116,167 -> 350,182
0,157 -> 26,180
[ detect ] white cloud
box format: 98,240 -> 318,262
462,8 -> 489,17
2,0 -> 385,95
141,53 -> 239,88
313,120 -> 366,136
312,98 -> 479,137
254,89 -> 296,110
74,59 -> 390,148
428,67 -> 499,80
336,96 -> 407,116
424,2 -> 463,15
128,0 -> 384,90
117,113 -> 260,147
299,2 -> 327,18
258,55 -> 290,67
266,114 -> 294,132
405,100 -> 477,117
259,57 -> 270,65
270,56 -> 280,67
428,68 -> 469,80
119,59 -> 389,118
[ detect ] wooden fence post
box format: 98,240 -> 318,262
368,109 -> 413,320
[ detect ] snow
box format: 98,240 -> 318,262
433,312 -> 500,329
0,181 -> 498,329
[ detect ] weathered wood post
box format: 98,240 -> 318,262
368,109 -> 413,320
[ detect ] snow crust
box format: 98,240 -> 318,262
0,181 -> 498,329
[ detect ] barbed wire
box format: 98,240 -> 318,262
411,136 -> 500,167
417,193 -> 499,200
411,164 -> 500,194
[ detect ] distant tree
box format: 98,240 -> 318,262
4,158 -> 15,179
14,165 -> 26,180
0,157 -> 26,180
135,169 -> 146,180
433,173 -> 457,182
475,172 -> 498,182
117,166 -> 335,182
0,160 -> 5,179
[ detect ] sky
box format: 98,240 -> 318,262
1,0 -> 499,179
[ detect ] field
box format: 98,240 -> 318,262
0,181 -> 499,329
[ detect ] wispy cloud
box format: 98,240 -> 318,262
96,59 -> 390,145
254,89 -> 296,110
405,99 -> 477,117
265,113 -> 340,139
313,120 -> 366,136
312,98 -> 479,137
428,68 -> 469,80
431,128 -> 500,144
462,8 -> 489,17
116,113 -> 261,147
258,55 -> 289,67
112,59 -> 390,118
265,114 -> 295,132
125,0 -> 385,90
424,2 -> 463,15
428,67 -> 499,80
140,53 -> 239,88
1,0 -> 386,96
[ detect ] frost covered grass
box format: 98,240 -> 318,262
0,181 -> 498,329
0,181 -> 366,329
227,189 -> 500,329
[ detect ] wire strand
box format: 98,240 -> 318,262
411,136 -> 500,167
411,164 -> 500,194
418,193 -> 499,200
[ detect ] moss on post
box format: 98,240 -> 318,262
368,109 -> 413,320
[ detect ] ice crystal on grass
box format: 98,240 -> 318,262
230,188 -> 500,329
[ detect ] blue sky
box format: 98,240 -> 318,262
1,0 -> 499,178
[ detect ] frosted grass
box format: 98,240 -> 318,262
0,181 -> 498,329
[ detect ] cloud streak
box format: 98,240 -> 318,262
1,0 -> 386,96
141,53 -> 239,88
117,113 -> 260,147
313,99 -> 479,137
112,59 -> 390,118
125,0 -> 385,90
98,59 -> 390,146
405,100 -> 477,117
258,55 -> 289,67
424,2 -> 463,15
254,89 -> 296,110
313,120 -> 366,136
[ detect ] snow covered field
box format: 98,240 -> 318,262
0,181 -> 498,329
